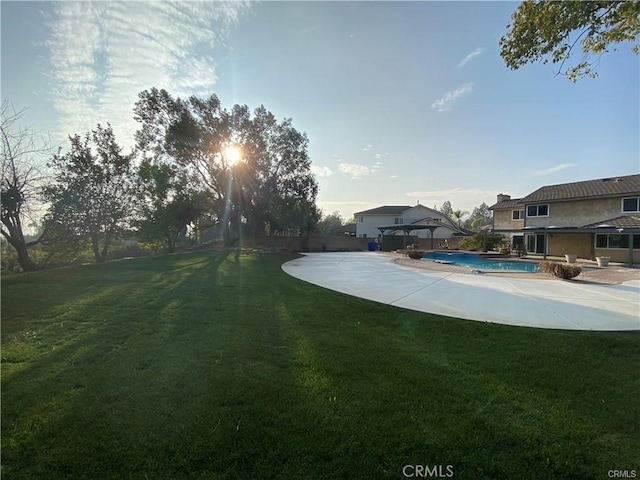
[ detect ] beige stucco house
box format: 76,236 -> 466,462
490,174 -> 640,265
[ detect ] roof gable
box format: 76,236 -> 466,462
521,174 -> 640,204
355,205 -> 411,216
410,216 -> 469,234
402,204 -> 442,216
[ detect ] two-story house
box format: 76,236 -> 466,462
490,174 -> 640,264
354,204 -> 469,251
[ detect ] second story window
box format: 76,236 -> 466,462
394,217 -> 403,224
512,210 -> 524,220
622,197 -> 640,213
358,216 -> 364,222
526,204 -> 549,217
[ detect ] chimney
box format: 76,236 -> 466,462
496,193 -> 511,203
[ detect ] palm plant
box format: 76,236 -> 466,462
451,210 -> 468,228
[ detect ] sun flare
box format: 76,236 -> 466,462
224,145 -> 241,166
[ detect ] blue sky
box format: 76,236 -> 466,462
2,1 -> 638,221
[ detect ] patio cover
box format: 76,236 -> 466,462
376,224 -> 442,250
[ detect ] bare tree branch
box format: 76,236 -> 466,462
1,99 -> 52,271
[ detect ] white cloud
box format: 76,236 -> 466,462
362,145 -> 373,151
532,163 -> 578,176
431,83 -> 474,112
311,165 -> 334,177
458,47 -> 485,68
339,162 -> 370,179
46,1 -> 251,148
389,175 -> 398,179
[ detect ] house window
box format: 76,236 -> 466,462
526,204 -> 549,217
512,210 -> 524,220
394,217 -> 403,225
595,234 -> 640,249
622,197 -> 640,213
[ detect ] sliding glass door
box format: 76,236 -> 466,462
525,234 -> 545,254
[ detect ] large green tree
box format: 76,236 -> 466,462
134,88 -> 319,246
136,159 -> 205,252
500,1 -> 640,81
317,211 -> 345,235
465,202 -> 492,231
44,124 -> 138,263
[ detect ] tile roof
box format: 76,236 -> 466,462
520,174 -> 640,203
489,198 -> 523,210
355,205 -> 412,215
581,215 -> 640,229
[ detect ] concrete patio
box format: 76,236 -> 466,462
281,252 -> 640,331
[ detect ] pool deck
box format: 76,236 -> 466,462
281,252 -> 640,331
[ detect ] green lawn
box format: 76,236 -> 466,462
1,251 -> 639,479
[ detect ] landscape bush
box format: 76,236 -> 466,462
539,261 -> 582,279
406,249 -> 425,259
459,232 -> 504,251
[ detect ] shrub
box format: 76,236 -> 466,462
539,261 -> 582,279
406,249 -> 425,259
459,232 -> 504,251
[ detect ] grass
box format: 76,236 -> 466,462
1,251 -> 639,479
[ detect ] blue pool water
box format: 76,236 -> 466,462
422,251 -> 540,273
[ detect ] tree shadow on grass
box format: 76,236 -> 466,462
1,252 -> 236,476
2,252 -> 639,479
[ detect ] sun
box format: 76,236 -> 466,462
224,145 -> 241,166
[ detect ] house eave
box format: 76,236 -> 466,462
492,227 -> 640,234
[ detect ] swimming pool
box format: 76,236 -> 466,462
422,251 -> 540,273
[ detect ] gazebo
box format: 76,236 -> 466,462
376,224 -> 441,251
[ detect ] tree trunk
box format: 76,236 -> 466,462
91,233 -> 106,263
1,223 -> 40,272
100,233 -> 112,263
15,241 -> 39,272
222,221 -> 233,247
166,230 -> 176,253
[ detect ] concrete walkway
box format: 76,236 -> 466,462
281,252 -> 640,331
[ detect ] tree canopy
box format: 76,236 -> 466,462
134,88 -> 319,245
317,211 -> 345,235
500,1 -> 640,81
439,201 -> 453,217
44,124 -> 138,263
136,159 -> 205,252
467,202 -> 492,230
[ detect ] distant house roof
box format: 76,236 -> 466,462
355,205 -> 412,216
490,198 -> 523,210
520,174 -> 640,204
329,223 -> 357,235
